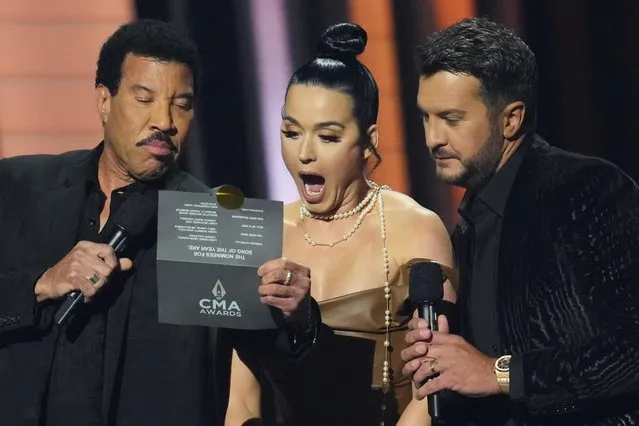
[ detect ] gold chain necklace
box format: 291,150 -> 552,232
299,181 -> 394,397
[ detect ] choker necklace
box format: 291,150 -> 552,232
300,179 -> 378,221
300,180 -> 382,248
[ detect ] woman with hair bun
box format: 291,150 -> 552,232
226,22 -> 456,426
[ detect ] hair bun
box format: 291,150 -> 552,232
317,22 -> 367,62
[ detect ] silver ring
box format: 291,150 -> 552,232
88,273 -> 100,285
283,270 -> 293,286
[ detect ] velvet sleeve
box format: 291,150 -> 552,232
273,297 -> 321,361
510,162 -> 639,415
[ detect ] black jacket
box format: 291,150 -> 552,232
0,147 -> 314,426
451,136 -> 639,425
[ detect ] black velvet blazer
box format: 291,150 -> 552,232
452,135 -> 639,425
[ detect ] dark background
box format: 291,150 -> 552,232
135,0 -> 639,225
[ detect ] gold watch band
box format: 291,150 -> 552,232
494,355 -> 511,394
495,371 -> 510,393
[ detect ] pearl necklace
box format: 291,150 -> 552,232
300,189 -> 377,248
299,181 -> 395,401
300,180 -> 378,221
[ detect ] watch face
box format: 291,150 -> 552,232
496,355 -> 511,372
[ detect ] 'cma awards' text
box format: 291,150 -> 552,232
199,279 -> 242,317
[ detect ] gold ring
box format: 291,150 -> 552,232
429,359 -> 438,375
88,273 -> 100,285
283,270 -> 293,286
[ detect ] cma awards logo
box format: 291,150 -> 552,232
199,279 -> 242,317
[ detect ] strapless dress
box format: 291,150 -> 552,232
253,265 -> 412,426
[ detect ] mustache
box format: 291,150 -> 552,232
136,132 -> 177,151
431,147 -> 459,160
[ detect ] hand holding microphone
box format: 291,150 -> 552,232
35,192 -> 157,325
403,261 -> 446,422
401,262 -> 504,407
34,241 -> 132,304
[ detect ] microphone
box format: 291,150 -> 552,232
408,261 -> 445,423
54,192 -> 157,325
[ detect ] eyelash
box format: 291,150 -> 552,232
281,130 -> 340,143
319,135 -> 340,143
422,114 -> 461,127
136,98 -> 192,111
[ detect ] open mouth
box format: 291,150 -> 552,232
299,172 -> 325,203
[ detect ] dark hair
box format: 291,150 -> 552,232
416,17 -> 538,132
95,19 -> 200,97
286,22 -> 382,168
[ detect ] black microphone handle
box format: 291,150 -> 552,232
54,227 -> 129,325
418,303 -> 442,422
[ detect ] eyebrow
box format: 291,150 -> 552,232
282,115 -> 345,129
132,84 -> 154,94
131,84 -> 193,101
438,109 -> 466,116
416,105 -> 466,116
316,121 -> 345,129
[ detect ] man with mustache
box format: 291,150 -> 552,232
0,19 -> 317,426
401,17 -> 639,425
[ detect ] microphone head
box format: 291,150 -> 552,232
409,261 -> 445,304
111,192 -> 157,237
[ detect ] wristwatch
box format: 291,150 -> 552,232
494,355 -> 511,393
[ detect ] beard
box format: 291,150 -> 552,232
435,128 -> 503,191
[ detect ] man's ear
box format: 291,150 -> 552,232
96,84 -> 112,126
363,124 -> 379,160
501,101 -> 525,140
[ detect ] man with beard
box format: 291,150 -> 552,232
0,19 -> 318,426
401,17 -> 639,425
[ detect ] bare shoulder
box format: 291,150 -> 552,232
382,190 -> 446,230
382,190 -> 457,297
381,190 -> 453,265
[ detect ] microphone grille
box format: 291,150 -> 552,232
409,261 -> 445,304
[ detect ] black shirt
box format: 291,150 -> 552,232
44,149 -> 148,426
453,142 -> 528,425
